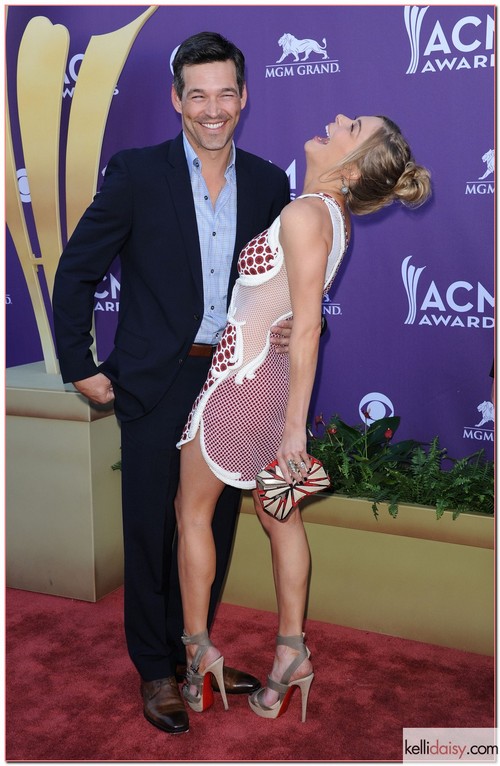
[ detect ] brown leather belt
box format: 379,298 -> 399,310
188,343 -> 215,358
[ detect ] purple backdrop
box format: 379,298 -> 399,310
6,5 -> 495,460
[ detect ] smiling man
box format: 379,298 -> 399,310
172,59 -> 247,157
53,31 -> 290,734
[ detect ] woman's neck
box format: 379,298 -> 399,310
301,181 -> 344,207
302,169 -> 343,200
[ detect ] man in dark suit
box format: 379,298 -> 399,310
53,32 -> 290,734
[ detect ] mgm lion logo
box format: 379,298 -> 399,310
478,149 -> 494,180
276,33 -> 328,63
475,400 -> 494,427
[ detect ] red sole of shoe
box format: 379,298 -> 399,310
277,686 -> 295,718
201,672 -> 215,711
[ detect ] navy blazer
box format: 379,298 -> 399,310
53,132 -> 290,421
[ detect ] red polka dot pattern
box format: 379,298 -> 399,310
238,230 -> 277,276
179,322 -> 238,443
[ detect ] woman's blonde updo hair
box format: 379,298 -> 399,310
342,116 -> 431,216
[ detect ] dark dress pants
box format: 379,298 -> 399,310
119,356 -> 241,682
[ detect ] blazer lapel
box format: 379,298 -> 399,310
229,151 -> 257,296
234,150 -> 257,255
164,134 -> 203,304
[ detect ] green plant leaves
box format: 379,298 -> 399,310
308,415 -> 494,520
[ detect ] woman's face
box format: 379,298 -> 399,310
306,114 -> 383,169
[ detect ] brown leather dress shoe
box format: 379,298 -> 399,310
176,663 -> 261,695
141,676 -> 189,734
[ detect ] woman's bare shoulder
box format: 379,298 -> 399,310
280,195 -> 328,233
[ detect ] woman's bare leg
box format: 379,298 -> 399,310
252,491 -> 313,706
175,433 -> 226,675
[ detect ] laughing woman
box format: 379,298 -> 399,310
174,113 -> 431,720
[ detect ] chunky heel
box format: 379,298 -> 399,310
248,634 -> 314,722
181,630 -> 229,713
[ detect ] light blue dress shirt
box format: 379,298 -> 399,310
183,134 -> 237,345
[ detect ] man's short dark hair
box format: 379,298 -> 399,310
172,31 -> 245,98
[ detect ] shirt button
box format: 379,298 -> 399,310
194,159 -> 200,168
210,269 -> 214,274
210,305 -> 215,310
212,231 -> 216,237
204,195 -> 208,201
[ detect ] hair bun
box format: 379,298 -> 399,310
394,162 -> 432,208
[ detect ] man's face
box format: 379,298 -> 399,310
171,60 -> 247,155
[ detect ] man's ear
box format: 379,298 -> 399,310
240,82 -> 248,110
171,84 -> 182,114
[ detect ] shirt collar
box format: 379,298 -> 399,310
183,132 -> 236,179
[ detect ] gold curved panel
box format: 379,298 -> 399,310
16,17 -> 69,299
66,6 -> 158,238
6,95 -> 59,374
7,7 -> 158,374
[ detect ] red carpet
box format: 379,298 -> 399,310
6,586 -> 494,762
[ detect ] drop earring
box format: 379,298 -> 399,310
341,177 -> 349,195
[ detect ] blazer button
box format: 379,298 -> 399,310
194,314 -> 200,321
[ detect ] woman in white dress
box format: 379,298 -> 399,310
174,114 -> 431,720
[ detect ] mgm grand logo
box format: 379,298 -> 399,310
266,33 -> 340,78
463,400 -> 494,443
322,293 -> 342,317
465,149 -> 494,196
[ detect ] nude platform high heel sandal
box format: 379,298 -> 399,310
248,634 -> 314,722
181,630 -> 229,713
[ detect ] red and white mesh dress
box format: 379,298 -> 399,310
177,193 -> 348,489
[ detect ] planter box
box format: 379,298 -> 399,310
6,363 -> 123,602
221,492 -> 494,655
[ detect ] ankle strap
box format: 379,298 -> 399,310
276,634 -> 306,651
275,634 -> 309,686
181,630 -> 213,672
181,629 -> 211,647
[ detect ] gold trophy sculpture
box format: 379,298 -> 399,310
6,7 -> 157,373
5,7 -> 158,602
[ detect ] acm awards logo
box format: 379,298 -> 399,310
63,54 -> 119,98
404,6 -> 494,74
94,273 -> 120,313
63,55 -> 84,98
265,32 -> 340,79
401,256 -> 494,330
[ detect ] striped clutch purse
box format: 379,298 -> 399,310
256,457 -> 330,521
